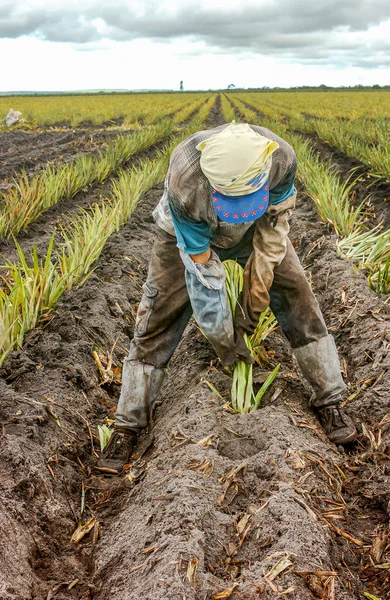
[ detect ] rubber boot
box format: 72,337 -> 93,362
293,335 -> 357,444
97,427 -> 138,473
115,359 -> 165,432
97,360 -> 165,473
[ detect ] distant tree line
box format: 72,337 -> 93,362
241,84 -> 389,92
0,84 -> 389,98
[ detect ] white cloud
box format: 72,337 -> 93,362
0,0 -> 389,90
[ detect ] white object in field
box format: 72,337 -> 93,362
5,109 -> 22,126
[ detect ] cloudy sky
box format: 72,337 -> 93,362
1,0 -> 389,91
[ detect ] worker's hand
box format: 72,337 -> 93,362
231,328 -> 255,366
234,292 -> 256,336
215,328 -> 254,368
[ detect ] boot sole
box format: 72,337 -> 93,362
328,428 -> 357,445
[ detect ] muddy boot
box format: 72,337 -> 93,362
293,335 -> 357,445
97,427 -> 138,473
316,404 -> 357,444
116,359 -> 165,431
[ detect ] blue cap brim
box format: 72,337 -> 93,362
211,183 -> 269,223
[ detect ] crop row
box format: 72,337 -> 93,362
288,116 -> 390,182
0,92 -> 212,129
0,98 -> 216,365
0,120 -> 173,237
220,94 -> 236,122
227,94 -> 390,295
3,90 -> 389,129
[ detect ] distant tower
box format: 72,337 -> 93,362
180,80 -> 184,91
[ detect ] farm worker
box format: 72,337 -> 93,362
98,122 -> 357,473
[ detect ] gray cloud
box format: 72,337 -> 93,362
1,0 -> 389,68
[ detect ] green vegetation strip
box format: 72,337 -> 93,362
229,96 -> 389,295
0,92 -> 211,129
174,94 -> 215,124
0,102 -> 217,365
228,90 -> 390,120
290,116 -> 390,182
220,94 -> 236,123
0,120 -> 173,238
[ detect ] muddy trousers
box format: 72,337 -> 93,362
116,227 -> 341,431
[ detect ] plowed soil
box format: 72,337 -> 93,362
0,100 -> 389,600
0,129 -> 127,186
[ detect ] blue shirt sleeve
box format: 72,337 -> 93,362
169,202 -> 211,255
269,160 -> 297,206
269,180 -> 296,206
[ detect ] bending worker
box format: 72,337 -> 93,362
98,122 -> 357,473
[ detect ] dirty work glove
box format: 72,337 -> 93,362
234,292 -> 257,336
231,327 -> 255,366
180,249 -> 252,367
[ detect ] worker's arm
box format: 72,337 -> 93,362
169,202 -> 252,366
232,135 -> 297,334
236,174 -> 297,334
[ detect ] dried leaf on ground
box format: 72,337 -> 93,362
324,518 -> 364,546
291,454 -> 307,470
236,514 -> 250,534
212,583 -> 239,599
265,556 -> 293,581
187,558 -> 199,587
197,434 -> 215,447
141,546 -> 156,555
301,574 -> 327,598
371,527 -> 388,563
67,579 -> 79,590
186,458 -> 214,477
92,340 -> 120,385
71,518 -> 96,544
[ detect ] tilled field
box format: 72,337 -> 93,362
0,103 -> 389,600
0,128 -> 127,186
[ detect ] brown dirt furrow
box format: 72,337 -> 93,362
0,178 -> 388,599
205,94 -> 225,128
0,129 -> 128,185
92,188 -> 389,600
292,184 -> 390,424
0,175 -> 115,264
0,108 -> 216,263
